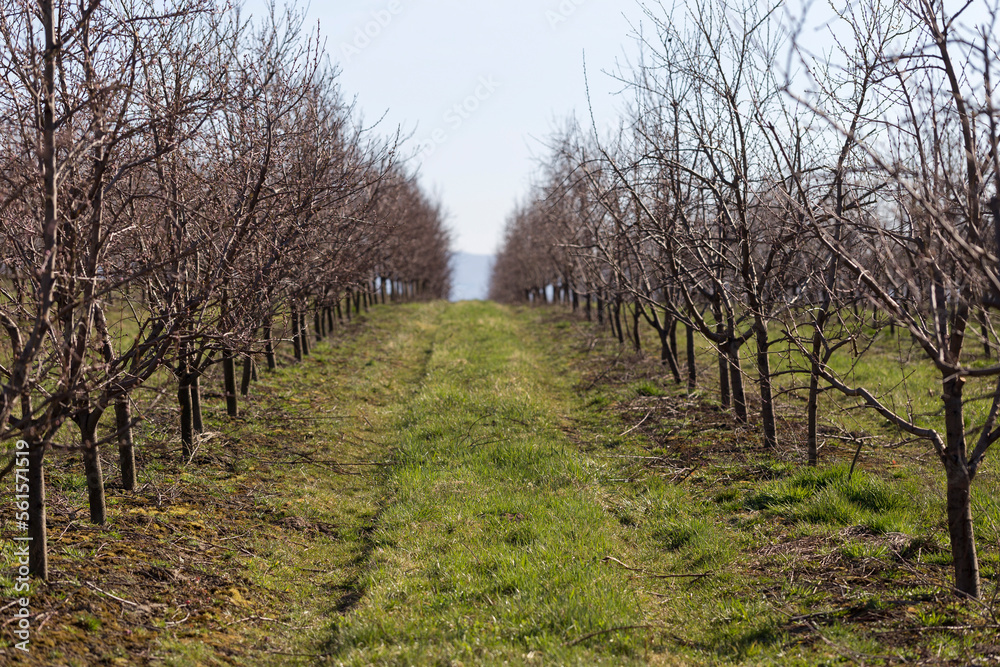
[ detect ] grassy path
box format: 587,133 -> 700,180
314,300 -> 646,664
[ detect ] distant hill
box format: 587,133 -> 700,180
450,252 -> 494,302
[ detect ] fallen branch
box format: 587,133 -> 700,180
619,410 -> 653,437
602,556 -> 711,580
85,581 -> 138,607
566,624 -> 665,647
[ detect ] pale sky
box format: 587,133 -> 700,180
239,1 -> 998,256
244,0 -> 643,255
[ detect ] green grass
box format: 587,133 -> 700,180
3,300 -> 999,665
316,301 -> 646,665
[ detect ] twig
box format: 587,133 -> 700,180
619,410 -> 653,437
85,581 -> 138,607
566,624 -> 665,647
602,556 -> 711,580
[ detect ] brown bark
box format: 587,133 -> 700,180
222,348 -> 238,417
686,323 -> 697,390
756,323 -> 777,449
115,399 -> 136,490
80,416 -> 106,524
264,320 -> 277,370
943,377 -> 980,598
240,355 -> 253,397
28,441 -> 48,580
191,372 -> 203,433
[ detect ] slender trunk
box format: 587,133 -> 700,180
572,290 -> 579,313
728,342 -> 747,423
668,320 -> 679,368
631,303 -> 641,352
585,294 -> 592,321
756,323 -> 777,449
613,298 -> 625,345
240,355 -> 253,397
315,309 -> 323,342
222,348 -> 238,417
326,307 -> 335,335
115,398 -> 135,491
596,294 -> 604,325
81,416 -> 106,524
686,323 -> 697,391
178,349 -> 193,459
807,329 -> 823,466
191,372 -> 203,433
715,311 -> 731,409
300,312 -> 311,356
28,440 -> 48,580
977,308 -> 992,359
263,321 -> 276,370
659,325 -> 682,383
292,305 -> 303,362
943,376 -> 980,598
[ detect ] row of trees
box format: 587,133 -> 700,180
491,0 -> 1000,599
1,1 -> 451,580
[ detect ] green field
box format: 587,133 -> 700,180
1,301 -> 998,665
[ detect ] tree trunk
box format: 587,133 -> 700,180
596,294 -> 604,325
613,298 -> 625,345
28,441 -> 48,580
191,372 -> 203,433
943,376 -> 980,598
728,342 -> 747,424
300,312 -> 311,356
292,305 -> 303,361
81,417 -> 106,525
222,348 -> 238,417
658,326 -> 682,383
631,303 -> 642,352
715,312 -> 731,409
756,323 -> 777,449
263,321 -> 277,370
178,352 -> 194,459
668,319 -> 679,369
315,309 -> 324,342
686,323 -> 697,391
240,355 -> 253,397
807,329 -> 823,466
115,398 -> 136,491
585,294 -> 592,321
977,308 -> 993,359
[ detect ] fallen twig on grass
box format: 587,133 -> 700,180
566,624 -> 666,647
619,410 -> 653,437
85,581 -> 138,607
602,556 -> 711,580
